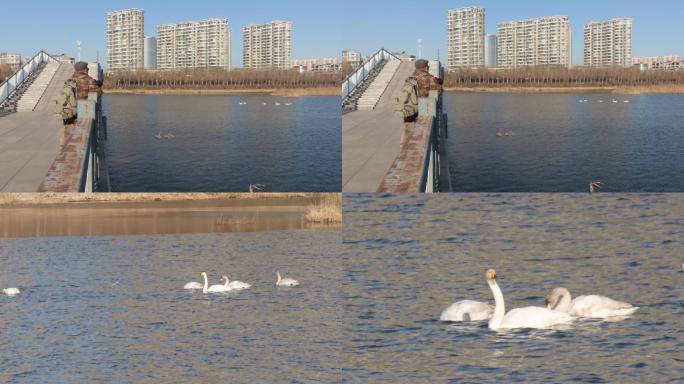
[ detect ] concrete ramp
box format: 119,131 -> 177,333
16,62 -> 59,112
357,60 -> 400,110
342,60 -> 416,192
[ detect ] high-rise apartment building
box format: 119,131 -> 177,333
106,9 -> 145,71
484,34 -> 497,68
144,37 -> 157,70
447,7 -> 485,71
584,18 -> 633,67
243,20 -> 292,70
497,16 -> 572,68
156,19 -> 231,71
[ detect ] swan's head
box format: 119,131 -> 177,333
201,272 -> 207,277
486,269 -> 497,280
545,287 -> 571,310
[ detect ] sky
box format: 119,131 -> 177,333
1,0 -> 683,67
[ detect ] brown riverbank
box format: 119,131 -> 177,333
103,87 -> 340,97
444,84 -> 684,94
0,193 -> 342,238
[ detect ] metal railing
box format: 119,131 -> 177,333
341,48 -> 399,101
0,51 -> 57,106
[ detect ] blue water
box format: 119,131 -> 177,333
342,193 -> 684,382
103,95 -> 341,192
445,93 -> 684,192
0,231 -> 342,383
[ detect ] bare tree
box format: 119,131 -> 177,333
0,64 -> 12,83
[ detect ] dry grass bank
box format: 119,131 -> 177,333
0,192 -> 318,206
305,194 -> 342,224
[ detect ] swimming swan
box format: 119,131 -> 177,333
202,272 -> 231,293
276,271 -> 299,287
486,269 -> 574,330
223,275 -> 251,290
440,299 -> 494,322
545,287 -> 638,318
184,277 -> 203,290
3,288 -> 20,296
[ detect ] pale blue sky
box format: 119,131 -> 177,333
1,1 -> 682,67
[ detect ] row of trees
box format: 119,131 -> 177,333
444,66 -> 684,88
104,69 -> 344,89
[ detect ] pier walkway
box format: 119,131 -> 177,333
343,59 -> 414,192
0,62 -> 73,191
0,52 -> 106,192
342,50 -> 450,193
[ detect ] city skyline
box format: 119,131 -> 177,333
0,1 -> 345,68
1,1 -> 683,68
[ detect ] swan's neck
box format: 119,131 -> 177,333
488,279 -> 506,329
202,274 -> 209,293
224,277 -> 230,287
276,272 -> 281,284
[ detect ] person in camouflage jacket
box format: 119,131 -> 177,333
410,59 -> 443,98
71,61 -> 102,100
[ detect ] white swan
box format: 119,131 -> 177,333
276,271 -> 299,287
545,287 -> 638,318
184,278 -> 203,290
440,299 -> 493,322
486,269 -> 574,330
202,272 -> 231,293
3,288 -> 20,297
223,275 -> 251,290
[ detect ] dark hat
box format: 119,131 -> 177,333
74,61 -> 88,71
415,59 -> 429,69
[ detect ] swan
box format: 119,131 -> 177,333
184,277 -> 203,290
201,272 -> 231,293
276,271 -> 299,287
545,287 -> 638,318
440,299 -> 493,322
486,269 -> 574,330
3,288 -> 20,296
222,275 -> 251,290
275,102 -> 281,106
154,132 -> 163,140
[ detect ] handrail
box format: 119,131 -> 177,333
341,48 -> 400,101
0,50 -> 58,106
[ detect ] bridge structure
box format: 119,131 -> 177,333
0,51 -> 108,192
342,48 -> 451,193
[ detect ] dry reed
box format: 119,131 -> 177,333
305,193 -> 342,224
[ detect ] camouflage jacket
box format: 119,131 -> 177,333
409,69 -> 443,98
71,71 -> 102,100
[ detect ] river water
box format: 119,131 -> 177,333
444,93 -> 684,192
103,95 -> 341,192
343,193 -> 683,383
0,230 -> 342,383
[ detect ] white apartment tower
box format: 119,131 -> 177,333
156,19 -> 231,71
243,20 -> 292,70
106,9 -> 145,71
447,7 -> 485,71
497,16 -> 573,68
584,18 -> 633,67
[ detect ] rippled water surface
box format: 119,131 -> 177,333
0,230 -> 341,383
445,93 -> 684,192
103,95 -> 341,192
343,194 -> 683,383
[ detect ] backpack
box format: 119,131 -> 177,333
55,79 -> 77,121
395,76 -> 419,118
